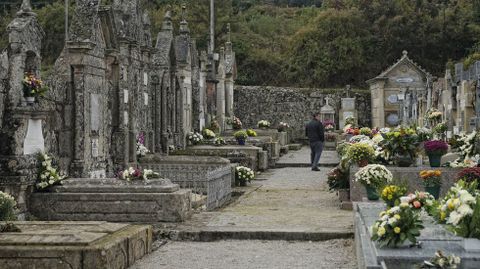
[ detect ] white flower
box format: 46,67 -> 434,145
457,204 -> 473,216
447,211 -> 463,226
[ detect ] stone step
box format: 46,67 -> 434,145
274,162 -> 338,168
287,144 -> 303,150
153,227 -> 353,242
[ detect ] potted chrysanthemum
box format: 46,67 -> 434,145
424,140 -> 448,167
419,169 -> 442,199
234,130 -> 248,145
346,143 -> 375,167
355,164 -> 393,200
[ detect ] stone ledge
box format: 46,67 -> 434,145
0,221 -> 152,269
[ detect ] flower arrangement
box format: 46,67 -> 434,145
416,127 -> 433,142
346,143 -> 375,164
187,131 -> 203,145
381,185 -> 407,207
202,128 -> 216,139
345,127 -> 360,135
325,124 -> 335,132
433,122 -> 447,134
136,132 -> 150,157
336,142 -> 350,157
427,108 -> 443,121
277,122 -> 290,132
213,137 -> 226,146
456,131 -> 477,159
349,135 -> 371,144
209,120 -> 220,133
231,116 -> 243,129
22,73 -> 48,98
420,170 -> 442,187
400,191 -> 436,212
354,164 -> 393,188
325,133 -> 337,142
437,181 -> 478,237
345,116 -> 356,125
456,167 -> 480,184
419,250 -> 461,269
370,204 -> 424,247
381,127 -> 419,157
246,129 -> 257,137
360,127 -> 373,137
234,130 -> 248,140
37,152 -> 66,190
327,167 -> 349,190
235,166 -> 255,185
0,191 -> 16,222
424,140 -> 448,156
258,120 -> 271,128
118,167 -> 161,181
323,120 -> 335,132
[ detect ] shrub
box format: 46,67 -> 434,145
346,143 -> 375,163
0,192 -> 16,221
234,130 -> 248,140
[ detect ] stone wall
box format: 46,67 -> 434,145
233,86 -> 371,142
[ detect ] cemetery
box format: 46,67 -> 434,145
1,0 -> 480,269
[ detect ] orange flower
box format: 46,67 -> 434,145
434,170 -> 441,177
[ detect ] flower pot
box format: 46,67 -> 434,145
365,185 -> 379,201
25,96 -> 35,105
237,138 -> 246,145
427,154 -> 442,167
358,159 -> 369,167
338,189 -> 350,202
463,238 -> 480,252
237,178 -> 247,186
394,154 -> 413,167
424,185 -> 440,200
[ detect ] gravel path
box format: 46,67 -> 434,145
131,239 -> 356,269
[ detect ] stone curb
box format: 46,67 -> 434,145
275,163 -> 338,168
154,229 -> 353,242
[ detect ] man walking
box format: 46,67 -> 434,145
305,112 -> 325,171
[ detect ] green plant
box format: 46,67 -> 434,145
381,185 -> 407,207
359,127 -> 372,137
37,152 -> 66,190
235,166 -> 255,185
381,128 -> 420,157
327,166 -> 349,190
246,129 -> 257,137
417,250 -> 461,269
346,143 -> 375,163
371,204 -> 424,248
0,191 -> 16,222
354,164 -> 393,188
202,128 -> 216,139
234,130 -> 248,140
336,141 -> 350,157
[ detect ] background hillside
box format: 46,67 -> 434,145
1,0 -> 480,87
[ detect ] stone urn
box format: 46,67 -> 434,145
25,96 -> 35,105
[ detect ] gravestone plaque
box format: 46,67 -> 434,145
90,94 -> 100,131
124,89 -> 129,103
144,92 -> 148,105
341,98 -> 355,110
91,138 -> 99,157
23,119 -> 44,155
343,111 -> 354,119
143,72 -> 148,86
124,111 -> 128,125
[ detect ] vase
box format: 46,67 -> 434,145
358,159 -> 369,167
338,189 -> 350,202
25,96 -> 35,105
427,154 -> 442,167
237,138 -> 245,145
463,238 -> 480,252
238,179 -> 247,186
424,185 -> 440,200
365,185 -> 379,201
394,154 -> 413,167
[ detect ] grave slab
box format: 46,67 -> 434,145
30,178 -> 191,222
0,221 -> 152,269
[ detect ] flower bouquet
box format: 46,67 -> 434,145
370,203 -> 424,248
277,122 -> 290,132
136,132 -> 150,158
345,116 -> 356,126
258,120 -> 271,128
36,152 -> 67,190
424,140 -> 448,167
118,167 -> 161,181
355,164 -> 393,200
418,250 -> 461,269
427,108 -> 443,122
187,131 -> 203,145
325,124 -> 335,132
381,185 -> 407,208
419,170 -> 442,199
213,137 -> 226,146
0,191 -> 21,233
234,130 -> 248,145
456,167 -> 480,185
202,128 -> 216,139
246,129 -> 257,137
22,73 -> 48,104
400,191 -> 437,214
381,128 -> 419,167
235,166 -> 255,186
349,135 -> 371,144
231,116 -> 243,130
346,143 -> 375,167
360,127 -> 373,137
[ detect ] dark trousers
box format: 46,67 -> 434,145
310,141 -> 324,169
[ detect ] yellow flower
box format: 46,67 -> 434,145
394,214 -> 401,220
434,170 -> 441,177
388,194 -> 393,200
377,226 -> 386,236
394,227 -> 401,234
440,211 -> 446,221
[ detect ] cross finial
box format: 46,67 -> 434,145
402,50 -> 408,56
21,0 -> 32,12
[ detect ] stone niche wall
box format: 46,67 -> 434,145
233,86 -> 371,142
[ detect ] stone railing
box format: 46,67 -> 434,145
140,155 -> 233,210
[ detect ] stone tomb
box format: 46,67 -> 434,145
30,178 -> 191,222
0,221 -> 152,269
355,203 -> 480,269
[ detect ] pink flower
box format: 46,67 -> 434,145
413,200 -> 422,208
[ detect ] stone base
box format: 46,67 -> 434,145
0,221 -> 152,269
288,144 -> 302,150
280,145 -> 289,156
355,202 -> 480,269
30,178 -> 191,222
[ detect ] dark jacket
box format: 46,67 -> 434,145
305,119 -> 325,143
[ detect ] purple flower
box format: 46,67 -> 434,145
424,140 -> 448,154
137,132 -> 145,145
322,119 -> 335,127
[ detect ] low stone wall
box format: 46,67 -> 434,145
234,86 -> 371,142
349,166 -> 462,201
0,221 -> 152,269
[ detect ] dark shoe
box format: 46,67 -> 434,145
311,167 -> 320,171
